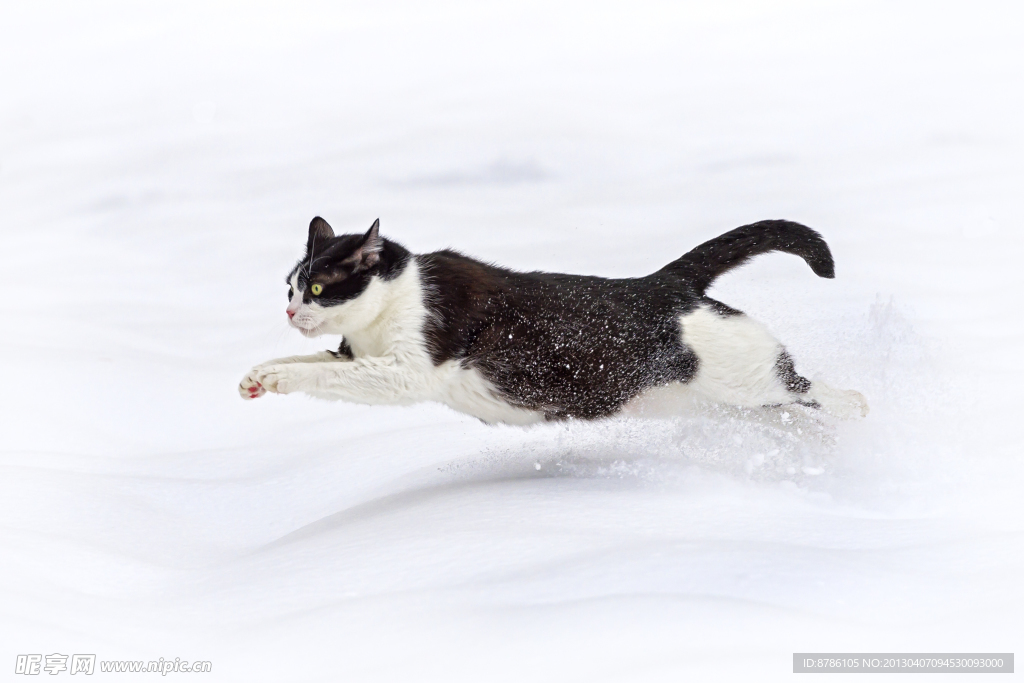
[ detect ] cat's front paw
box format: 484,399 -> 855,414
239,368 -> 266,400
254,364 -> 303,395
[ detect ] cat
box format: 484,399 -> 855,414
239,217 -> 868,424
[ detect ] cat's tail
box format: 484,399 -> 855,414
659,219 -> 835,294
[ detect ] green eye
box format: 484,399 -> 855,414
311,283 -> 323,296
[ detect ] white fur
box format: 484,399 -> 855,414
621,305 -> 867,419
241,268 -> 866,423
680,306 -> 793,407
431,361 -> 545,425
240,259 -> 543,424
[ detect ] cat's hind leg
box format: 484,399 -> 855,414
678,305 -> 867,418
774,348 -> 869,418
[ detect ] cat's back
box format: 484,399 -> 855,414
417,248 -> 674,304
416,249 -> 690,358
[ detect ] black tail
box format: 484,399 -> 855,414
660,219 -> 835,294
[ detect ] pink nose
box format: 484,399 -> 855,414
287,310 -> 295,319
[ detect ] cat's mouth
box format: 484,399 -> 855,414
290,318 -> 324,337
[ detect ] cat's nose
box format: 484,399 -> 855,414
286,310 -> 295,319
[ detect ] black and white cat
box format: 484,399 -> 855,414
239,217 -> 868,424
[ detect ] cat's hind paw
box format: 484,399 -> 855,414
845,390 -> 870,418
808,382 -> 869,419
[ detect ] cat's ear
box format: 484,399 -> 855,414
342,218 -> 383,271
362,218 -> 382,254
306,216 -> 335,254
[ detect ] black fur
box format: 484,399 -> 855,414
417,254 -> 701,419
330,339 -> 354,360
295,218 -> 830,421
660,219 -> 834,294
775,350 -> 811,394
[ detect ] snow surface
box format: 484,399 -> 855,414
2,1 -> 1022,680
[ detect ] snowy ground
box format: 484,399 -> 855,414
1,1 -> 1022,680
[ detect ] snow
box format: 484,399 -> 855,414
1,1 -> 1022,680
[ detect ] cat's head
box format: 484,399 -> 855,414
284,216 -> 402,337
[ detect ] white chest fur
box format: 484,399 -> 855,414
332,261 -> 432,362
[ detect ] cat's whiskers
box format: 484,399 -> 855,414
306,319 -> 326,337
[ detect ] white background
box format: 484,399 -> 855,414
1,1 -> 1021,680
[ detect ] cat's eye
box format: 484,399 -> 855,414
311,284 -> 323,296
288,287 -> 294,300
